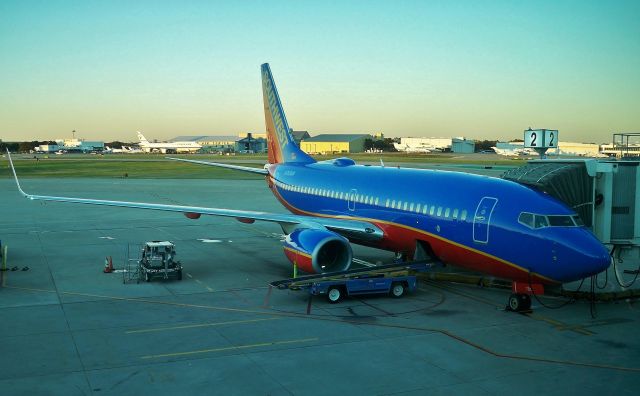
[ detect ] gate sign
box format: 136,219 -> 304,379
524,129 -> 558,149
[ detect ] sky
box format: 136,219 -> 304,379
0,0 -> 638,143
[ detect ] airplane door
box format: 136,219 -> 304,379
348,189 -> 357,211
473,197 -> 498,244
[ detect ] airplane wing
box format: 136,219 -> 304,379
165,157 -> 269,175
7,152 -> 382,242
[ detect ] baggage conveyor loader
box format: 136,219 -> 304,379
270,261 -> 440,303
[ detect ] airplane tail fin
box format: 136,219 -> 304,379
261,63 -> 315,164
137,131 -> 148,144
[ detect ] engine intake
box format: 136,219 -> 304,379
283,228 -> 352,273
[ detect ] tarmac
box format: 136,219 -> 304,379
0,177 -> 638,395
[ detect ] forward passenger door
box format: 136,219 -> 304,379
473,197 -> 498,244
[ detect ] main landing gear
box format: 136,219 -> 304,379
507,281 -> 543,312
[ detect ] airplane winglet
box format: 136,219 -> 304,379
6,150 -> 30,199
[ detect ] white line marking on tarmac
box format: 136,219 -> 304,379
197,239 -> 222,243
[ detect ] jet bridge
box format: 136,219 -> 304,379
502,159 -> 640,293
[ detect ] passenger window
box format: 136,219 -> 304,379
403,202 -> 408,211
409,203 -> 414,211
518,212 -> 534,228
437,207 -> 442,216
445,208 -> 450,218
397,201 -> 402,209
429,206 -> 435,215
423,205 -> 428,214
392,200 -> 396,209
375,197 -> 379,206
453,209 -> 459,219
416,204 -> 421,213
461,210 -> 467,221
385,199 -> 390,208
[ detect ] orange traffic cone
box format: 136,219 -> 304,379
103,256 -> 113,273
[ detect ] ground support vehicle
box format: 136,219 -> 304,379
138,241 -> 183,282
270,261 -> 438,303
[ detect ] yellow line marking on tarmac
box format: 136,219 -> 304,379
524,313 -> 593,336
140,337 -> 318,360
195,279 -> 202,284
206,286 -> 214,292
186,273 -> 193,279
126,318 -> 280,334
4,285 -> 638,372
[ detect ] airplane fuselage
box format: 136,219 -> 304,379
266,159 -> 610,284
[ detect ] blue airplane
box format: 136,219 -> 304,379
8,63 -> 610,311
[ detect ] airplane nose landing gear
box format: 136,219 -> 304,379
507,293 -> 532,312
508,281 -> 543,312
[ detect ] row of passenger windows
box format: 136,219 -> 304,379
518,212 -> 584,229
274,180 -> 468,221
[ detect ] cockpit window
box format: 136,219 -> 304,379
518,212 -> 534,228
519,212 -> 582,229
547,215 -> 575,227
534,215 -> 549,228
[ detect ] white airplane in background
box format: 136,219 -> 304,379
393,143 -> 437,153
104,145 -> 144,154
492,146 -> 536,157
137,132 -> 202,154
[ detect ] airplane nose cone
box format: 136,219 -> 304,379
574,232 -> 611,279
552,229 -> 611,282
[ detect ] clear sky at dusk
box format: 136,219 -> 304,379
1,0 -> 638,143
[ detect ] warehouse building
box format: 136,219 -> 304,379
300,134 -> 371,154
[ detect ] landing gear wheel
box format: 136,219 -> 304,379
390,282 -> 405,298
327,287 -> 342,304
508,293 -> 531,312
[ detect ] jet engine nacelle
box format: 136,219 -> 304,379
283,228 -> 353,274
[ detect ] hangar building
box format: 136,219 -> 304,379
451,138 -> 475,153
300,134 -> 371,154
